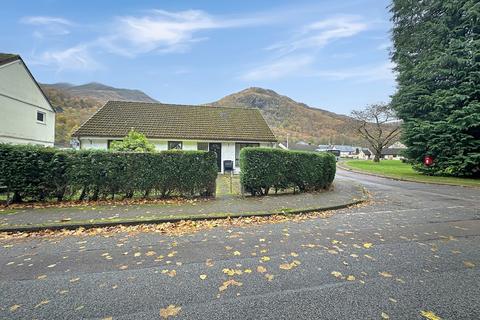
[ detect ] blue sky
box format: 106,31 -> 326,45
1,0 -> 395,115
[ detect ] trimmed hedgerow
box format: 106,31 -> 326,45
0,144 -> 217,203
240,147 -> 336,196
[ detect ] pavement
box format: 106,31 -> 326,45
0,178 -> 366,231
0,168 -> 479,319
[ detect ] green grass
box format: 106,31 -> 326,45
343,160 -> 480,187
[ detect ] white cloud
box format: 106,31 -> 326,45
101,9 -> 265,56
33,45 -> 99,71
240,55 -> 314,81
267,16 -> 368,54
20,16 -> 73,37
315,62 -> 396,82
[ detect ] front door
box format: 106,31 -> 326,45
209,143 -> 222,172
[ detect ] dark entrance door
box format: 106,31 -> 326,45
209,143 -> 222,172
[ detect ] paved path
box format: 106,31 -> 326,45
0,169 -> 479,319
0,179 -> 364,229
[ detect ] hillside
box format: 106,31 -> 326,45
211,87 -> 362,145
40,83 -> 157,146
42,82 -> 157,103
42,83 -> 362,146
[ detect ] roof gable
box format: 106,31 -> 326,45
73,101 -> 277,142
0,52 -> 54,112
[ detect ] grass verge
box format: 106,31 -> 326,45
342,160 -> 480,187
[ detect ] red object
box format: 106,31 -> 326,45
424,156 -> 434,166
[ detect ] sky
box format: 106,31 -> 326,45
1,0 -> 396,115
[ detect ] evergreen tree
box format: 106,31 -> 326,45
390,0 -> 480,177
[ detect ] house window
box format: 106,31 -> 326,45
168,141 -> 183,150
235,143 -> 260,167
197,142 -> 209,151
36,111 -> 46,124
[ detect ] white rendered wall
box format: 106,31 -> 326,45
0,61 -> 55,146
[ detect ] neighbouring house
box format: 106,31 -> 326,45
381,148 -> 405,160
0,53 -> 55,146
358,148 -> 372,160
72,101 -> 277,173
279,141 -> 319,152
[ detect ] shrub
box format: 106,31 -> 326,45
0,144 -> 217,203
240,147 -> 336,196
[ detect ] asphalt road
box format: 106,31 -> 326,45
1,169 -> 479,319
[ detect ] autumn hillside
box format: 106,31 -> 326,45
211,87 -> 363,145
42,83 -> 362,147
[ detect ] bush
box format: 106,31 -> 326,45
0,144 -> 217,203
240,148 -> 336,196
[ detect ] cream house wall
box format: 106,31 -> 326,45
78,137 -> 274,173
0,60 -> 55,146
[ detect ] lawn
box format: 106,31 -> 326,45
343,160 -> 480,187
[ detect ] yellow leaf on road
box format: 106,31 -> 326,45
381,312 -> 390,319
463,261 -> 475,268
10,304 -> 21,312
331,271 -> 343,278
35,300 -> 50,308
199,274 -> 207,280
233,251 -> 241,256
363,243 -> 373,248
346,275 -> 356,281
260,256 -> 270,262
257,266 -> 267,273
420,310 -> 442,320
160,305 -> 181,318
379,272 -> 393,278
219,279 -> 242,292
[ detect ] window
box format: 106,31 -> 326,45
36,111 -> 46,124
197,142 -> 209,151
168,141 -> 183,150
235,143 -> 260,167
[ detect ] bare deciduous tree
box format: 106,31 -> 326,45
350,103 -> 401,162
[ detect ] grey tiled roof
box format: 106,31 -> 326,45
73,101 -> 277,142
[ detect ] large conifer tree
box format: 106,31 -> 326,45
390,0 -> 480,177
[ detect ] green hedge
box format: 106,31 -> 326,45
0,144 -> 217,203
240,148 -> 336,196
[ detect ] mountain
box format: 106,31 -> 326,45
211,87 -> 361,145
42,82 -> 157,103
42,82 -> 362,147
40,82 -> 157,146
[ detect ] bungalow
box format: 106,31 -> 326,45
72,101 -> 277,173
381,148 -> 405,160
0,53 -> 55,146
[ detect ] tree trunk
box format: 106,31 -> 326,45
373,152 -> 381,162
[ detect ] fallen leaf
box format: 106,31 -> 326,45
331,271 -> 343,278
257,266 -> 267,273
420,310 -> 442,320
160,304 -> 181,318
199,274 -> 207,280
463,261 -> 475,268
379,272 -> 393,278
363,243 -> 373,248
70,277 -> 80,283
381,312 -> 390,319
10,304 -> 21,312
35,300 -> 50,308
346,275 -> 356,281
145,251 -> 156,256
37,275 -> 47,280
233,251 -> 241,256
260,256 -> 270,262
219,279 -> 242,292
